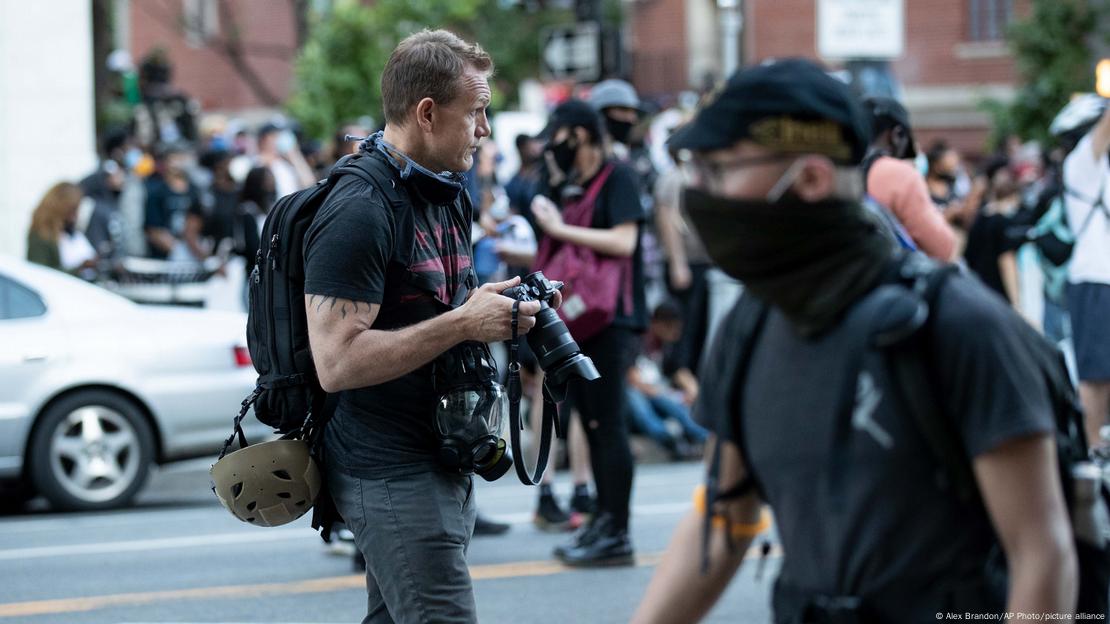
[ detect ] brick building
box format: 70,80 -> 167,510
126,0 -> 299,116
630,0 -> 1029,154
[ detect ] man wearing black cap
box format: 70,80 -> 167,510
862,96 -> 957,261
632,59 -> 1075,622
531,98 -> 647,566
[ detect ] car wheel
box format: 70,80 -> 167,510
29,390 -> 155,512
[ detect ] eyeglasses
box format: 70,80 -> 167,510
678,152 -> 792,193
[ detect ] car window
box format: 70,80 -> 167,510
0,275 -> 47,320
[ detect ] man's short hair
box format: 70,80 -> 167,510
381,30 -> 494,126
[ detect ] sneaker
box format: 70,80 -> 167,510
534,494 -> 572,532
568,491 -> 597,530
473,514 -> 511,537
554,514 -> 634,567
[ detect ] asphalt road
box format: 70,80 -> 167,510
0,458 -> 777,623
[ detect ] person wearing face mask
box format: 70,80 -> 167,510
255,123 -> 316,198
860,97 -> 957,261
529,98 -> 648,567
632,59 -> 1077,623
589,79 -> 659,230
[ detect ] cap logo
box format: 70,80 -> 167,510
749,116 -> 851,160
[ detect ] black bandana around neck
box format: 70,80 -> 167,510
683,188 -> 894,337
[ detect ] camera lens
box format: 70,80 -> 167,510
525,308 -> 600,400
529,308 -> 580,366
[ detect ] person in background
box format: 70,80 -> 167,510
143,144 -> 207,262
590,79 -> 643,158
927,140 -> 982,232
532,99 -> 647,567
626,301 -> 708,461
1060,100 -> 1110,449
234,166 -> 275,282
861,97 -> 957,260
963,157 -> 1033,307
654,142 -> 712,390
27,182 -> 98,276
505,133 -> 545,233
256,123 -> 316,198
81,129 -> 132,260
198,149 -> 241,253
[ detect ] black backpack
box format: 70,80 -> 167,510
236,153 -> 411,441
1030,182 -> 1108,267
704,253 -> 1110,615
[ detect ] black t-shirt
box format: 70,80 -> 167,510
964,207 -> 1035,299
700,272 -> 1054,621
303,154 -> 474,479
564,161 -> 648,331
143,174 -> 203,259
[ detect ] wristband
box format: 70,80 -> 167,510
693,484 -> 772,539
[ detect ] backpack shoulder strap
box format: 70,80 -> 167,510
700,291 -> 769,571
340,152 -> 411,207
880,259 -> 979,502
860,149 -> 889,193
702,294 -> 770,501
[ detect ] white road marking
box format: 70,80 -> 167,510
0,528 -> 312,561
0,501 -> 692,561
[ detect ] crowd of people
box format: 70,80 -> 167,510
22,28 -> 1110,623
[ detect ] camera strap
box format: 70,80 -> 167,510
508,300 -> 560,485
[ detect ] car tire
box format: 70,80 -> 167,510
28,390 -> 155,512
0,481 -> 37,513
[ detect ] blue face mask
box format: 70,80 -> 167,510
914,152 -> 929,177
124,147 -> 142,171
371,133 -> 464,205
276,131 -> 297,155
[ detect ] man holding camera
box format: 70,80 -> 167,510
632,59 -> 1076,623
303,31 -> 547,623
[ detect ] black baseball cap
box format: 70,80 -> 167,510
539,99 -> 604,142
862,96 -> 918,157
669,58 -> 871,165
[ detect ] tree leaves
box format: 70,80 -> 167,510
286,0 -> 572,140
987,0 -> 1110,146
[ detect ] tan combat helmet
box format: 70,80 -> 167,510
210,439 -> 321,527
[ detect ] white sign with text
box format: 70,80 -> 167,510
817,0 -> 905,59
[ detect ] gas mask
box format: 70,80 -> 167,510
432,342 -> 513,481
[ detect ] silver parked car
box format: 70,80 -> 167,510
0,256 -> 266,511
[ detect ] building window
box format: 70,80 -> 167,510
968,0 -> 1014,42
183,0 -> 219,47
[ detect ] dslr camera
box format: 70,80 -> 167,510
502,271 -> 600,399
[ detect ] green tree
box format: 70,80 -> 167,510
987,0 -> 1110,146
288,0 -> 572,140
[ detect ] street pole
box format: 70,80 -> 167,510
717,0 -> 742,78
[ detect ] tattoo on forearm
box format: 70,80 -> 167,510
307,295 -> 370,322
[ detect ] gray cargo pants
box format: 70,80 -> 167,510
328,466 -> 478,624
